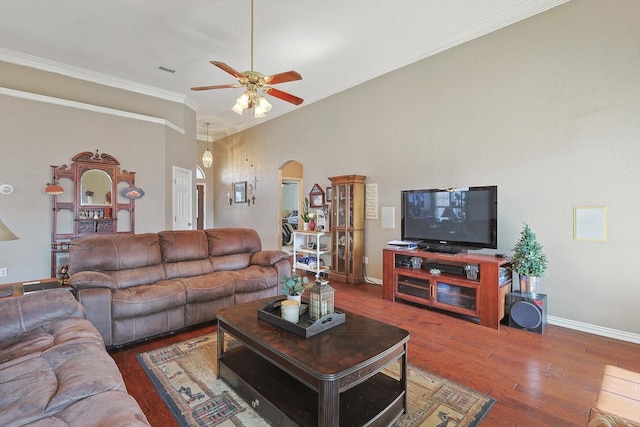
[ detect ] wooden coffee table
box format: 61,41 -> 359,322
217,297 -> 410,427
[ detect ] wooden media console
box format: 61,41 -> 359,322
383,248 -> 512,329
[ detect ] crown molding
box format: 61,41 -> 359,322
0,87 -> 185,135
0,48 -> 190,106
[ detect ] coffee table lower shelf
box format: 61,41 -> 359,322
219,346 -> 405,427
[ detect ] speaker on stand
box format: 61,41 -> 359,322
507,291 -> 547,334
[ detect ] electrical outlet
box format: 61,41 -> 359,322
363,257 -> 368,264
0,268 -> 7,277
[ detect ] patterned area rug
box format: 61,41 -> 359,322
137,333 -> 495,427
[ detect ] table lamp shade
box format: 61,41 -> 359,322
0,218 -> 19,241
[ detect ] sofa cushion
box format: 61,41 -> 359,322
112,280 -> 187,319
206,228 -> 261,256
0,312 -> 119,426
43,342 -> 126,414
69,233 -> 166,288
24,391 -> 150,426
0,357 -> 58,426
159,230 -> 214,279
180,272 -> 236,304
230,265 -> 279,294
0,288 -> 85,342
210,252 -> 253,272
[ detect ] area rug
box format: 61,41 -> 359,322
137,333 -> 495,427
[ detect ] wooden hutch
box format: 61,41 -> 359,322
50,151 -> 136,277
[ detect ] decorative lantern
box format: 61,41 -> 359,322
308,279 -> 334,321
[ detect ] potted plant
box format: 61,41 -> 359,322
301,197 -> 311,230
511,224 -> 548,293
281,273 -> 311,303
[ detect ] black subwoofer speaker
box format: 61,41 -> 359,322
507,291 -> 547,334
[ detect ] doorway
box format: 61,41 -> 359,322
278,161 -> 303,252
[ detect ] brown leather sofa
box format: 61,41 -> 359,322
0,288 -> 149,426
69,228 -> 290,347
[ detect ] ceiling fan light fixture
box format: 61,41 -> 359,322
258,96 -> 272,113
232,102 -> 245,115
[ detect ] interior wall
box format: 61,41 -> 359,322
212,0 -> 640,334
0,63 -> 196,283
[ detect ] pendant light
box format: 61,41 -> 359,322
202,122 -> 213,168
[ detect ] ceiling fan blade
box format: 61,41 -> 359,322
264,70 -> 302,85
210,61 -> 245,79
264,87 -> 304,105
191,84 -> 240,91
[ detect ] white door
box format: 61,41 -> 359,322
173,166 -> 193,230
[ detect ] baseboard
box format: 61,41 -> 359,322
365,275 -> 640,344
547,316 -> 640,345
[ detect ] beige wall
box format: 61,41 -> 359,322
0,65 -> 197,283
211,0 -> 640,335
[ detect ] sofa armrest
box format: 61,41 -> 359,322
250,250 -> 290,266
70,271 -> 118,291
0,288 -> 86,341
75,287 -> 114,347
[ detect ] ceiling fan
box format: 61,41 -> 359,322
191,0 -> 303,118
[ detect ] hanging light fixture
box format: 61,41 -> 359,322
45,180 -> 64,196
230,0 -> 274,119
202,122 -> 213,168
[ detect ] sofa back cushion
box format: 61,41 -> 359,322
69,233 -> 166,289
159,230 -> 214,279
206,228 -> 261,271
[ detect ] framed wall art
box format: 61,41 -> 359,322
309,183 -> 325,208
234,181 -> 247,204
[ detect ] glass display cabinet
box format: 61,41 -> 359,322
329,175 -> 365,284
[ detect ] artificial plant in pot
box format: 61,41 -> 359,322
301,197 -> 311,230
511,223 -> 548,293
281,273 -> 311,303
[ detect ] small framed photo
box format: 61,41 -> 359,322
234,181 -> 247,204
325,187 -> 332,203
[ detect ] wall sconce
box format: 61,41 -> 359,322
45,180 -> 64,196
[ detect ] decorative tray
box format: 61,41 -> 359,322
258,297 -> 346,338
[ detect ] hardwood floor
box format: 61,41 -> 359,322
110,281 -> 640,426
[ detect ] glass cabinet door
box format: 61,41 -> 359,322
332,231 -> 347,275
335,184 -> 346,227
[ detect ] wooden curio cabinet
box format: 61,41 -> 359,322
329,175 -> 365,284
50,151 -> 136,277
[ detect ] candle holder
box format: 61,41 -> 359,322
308,279 -> 334,321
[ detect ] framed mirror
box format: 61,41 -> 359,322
80,169 -> 112,206
234,181 -> 247,203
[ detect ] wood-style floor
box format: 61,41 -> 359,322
110,280 -> 640,426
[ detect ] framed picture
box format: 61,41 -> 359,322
309,183 -> 325,208
574,206 -> 607,241
325,187 -> 332,203
234,181 -> 247,204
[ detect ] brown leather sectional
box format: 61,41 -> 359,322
0,289 -> 150,426
69,228 -> 290,347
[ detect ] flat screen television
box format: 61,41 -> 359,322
401,186 -> 497,254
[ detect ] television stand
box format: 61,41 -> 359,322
417,244 -> 467,255
383,248 -> 512,329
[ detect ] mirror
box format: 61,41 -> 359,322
80,169 -> 112,206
